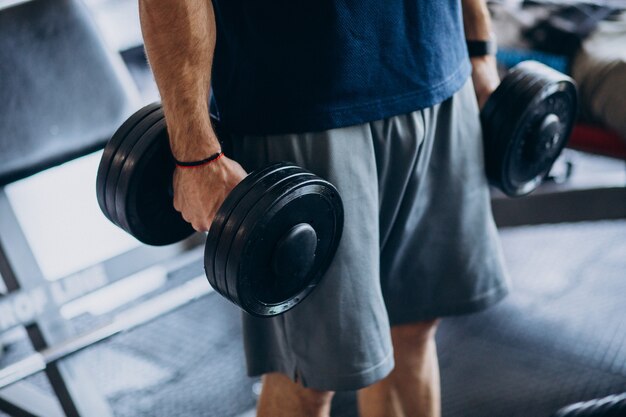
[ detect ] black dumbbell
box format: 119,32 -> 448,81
96,104 -> 344,317
481,60 -> 578,197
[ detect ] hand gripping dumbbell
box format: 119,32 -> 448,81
481,60 -> 578,197
96,104 -> 344,317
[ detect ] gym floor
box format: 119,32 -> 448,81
0,1 -> 624,416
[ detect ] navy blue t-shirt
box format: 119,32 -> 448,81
210,0 -> 470,135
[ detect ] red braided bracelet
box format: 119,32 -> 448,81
174,151 -> 224,169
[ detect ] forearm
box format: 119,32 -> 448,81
461,0 -> 492,41
461,0 -> 499,108
139,0 -> 219,160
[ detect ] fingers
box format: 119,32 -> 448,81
470,55 -> 500,110
182,215 -> 212,233
178,207 -> 216,232
171,156 -> 247,233
192,221 -> 210,233
477,91 -> 490,110
176,199 -> 220,232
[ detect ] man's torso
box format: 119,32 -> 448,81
210,0 -> 471,135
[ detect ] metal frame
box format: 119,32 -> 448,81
0,186 -> 208,416
0,277 -> 211,389
0,189 -> 113,417
0,1 -> 200,414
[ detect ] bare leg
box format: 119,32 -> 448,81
358,320 -> 441,417
257,372 -> 335,417
390,320 -> 441,417
358,373 -> 404,417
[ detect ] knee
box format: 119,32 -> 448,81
297,387 -> 335,412
391,319 -> 440,350
262,372 -> 334,413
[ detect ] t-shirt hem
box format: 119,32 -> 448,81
220,60 -> 472,136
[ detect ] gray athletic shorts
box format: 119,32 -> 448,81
229,78 -> 510,391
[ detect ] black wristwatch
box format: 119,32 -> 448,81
466,38 -> 497,57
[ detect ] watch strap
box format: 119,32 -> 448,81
466,39 -> 497,57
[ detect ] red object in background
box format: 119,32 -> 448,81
568,124 -> 626,160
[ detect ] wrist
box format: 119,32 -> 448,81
174,149 -> 224,169
169,127 -> 222,161
163,102 -> 221,159
470,54 -> 497,68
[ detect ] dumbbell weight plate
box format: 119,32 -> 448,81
104,108 -> 165,228
116,116 -> 195,246
524,63 -> 577,165
497,64 -> 554,187
115,117 -> 166,235
491,67 -> 548,192
105,108 -> 164,228
96,103 -> 161,223
227,177 -> 343,316
221,172 -> 316,305
499,63 -> 576,195
223,173 -> 321,308
482,66 -> 531,183
505,83 -> 576,193
490,67 -> 545,168
209,166 -> 311,302
482,61 -> 577,196
204,164 -> 296,297
481,63 -> 524,146
204,164 -> 300,291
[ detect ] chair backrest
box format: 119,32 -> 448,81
0,0 -> 139,185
